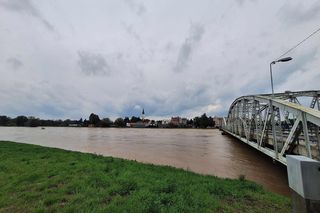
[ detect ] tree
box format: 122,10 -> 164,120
63,119 -> 71,126
78,118 -> 83,126
25,116 -> 40,127
124,117 -> 130,124
130,116 -> 141,123
208,116 -> 215,127
193,116 -> 200,128
83,119 -> 89,127
199,113 -> 209,128
187,119 -> 193,127
100,118 -> 112,127
0,116 -> 10,126
193,114 -> 210,128
114,118 -> 126,127
156,120 -> 162,127
15,116 -> 28,126
89,113 -> 100,126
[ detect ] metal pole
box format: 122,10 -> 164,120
270,100 -> 278,159
270,62 -> 275,97
317,97 -> 320,158
270,62 -> 278,159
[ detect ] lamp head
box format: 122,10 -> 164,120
277,57 -> 292,62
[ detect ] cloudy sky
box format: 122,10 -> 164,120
0,0 -> 319,120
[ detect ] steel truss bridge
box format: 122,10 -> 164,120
222,90 -> 320,165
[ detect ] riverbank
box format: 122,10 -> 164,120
0,141 -> 290,212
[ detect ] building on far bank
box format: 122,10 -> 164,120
170,116 -> 188,127
68,123 -> 80,127
128,121 -> 147,128
213,116 -> 224,128
170,117 -> 180,126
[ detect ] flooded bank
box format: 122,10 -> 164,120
0,127 -> 289,195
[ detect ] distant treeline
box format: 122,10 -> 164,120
0,113 -> 216,128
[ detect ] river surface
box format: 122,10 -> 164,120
0,127 -> 289,196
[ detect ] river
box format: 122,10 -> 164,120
0,127 -> 289,196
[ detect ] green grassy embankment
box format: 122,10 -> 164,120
0,141 -> 290,212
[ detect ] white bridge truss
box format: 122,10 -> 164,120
222,90 -> 320,165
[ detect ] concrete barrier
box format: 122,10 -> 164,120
287,155 -> 320,213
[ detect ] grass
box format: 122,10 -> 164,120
0,141 -> 291,212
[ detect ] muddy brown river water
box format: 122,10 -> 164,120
0,127 -> 289,196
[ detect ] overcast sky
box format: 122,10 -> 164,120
0,0 -> 319,120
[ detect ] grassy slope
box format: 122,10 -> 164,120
0,141 -> 290,213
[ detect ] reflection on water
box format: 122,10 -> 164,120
0,127 -> 289,196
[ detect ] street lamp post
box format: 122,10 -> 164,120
270,57 -> 292,97
269,57 -> 292,159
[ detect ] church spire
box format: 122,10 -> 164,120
141,108 -> 145,120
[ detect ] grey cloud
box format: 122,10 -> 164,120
279,2 -> 320,25
257,50 -> 269,58
164,42 -> 174,52
0,0 -> 55,31
122,23 -> 141,42
117,53 -> 123,60
236,0 -> 245,6
139,83 -> 214,117
77,51 -> 111,76
235,0 -> 256,6
273,47 -> 319,86
6,57 -> 23,70
121,22 -> 156,62
1,1 -> 319,120
174,23 -> 205,73
123,0 -> 146,16
0,80 -> 85,119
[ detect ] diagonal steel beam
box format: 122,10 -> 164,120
301,112 -> 312,158
280,113 -> 302,156
259,108 -> 270,147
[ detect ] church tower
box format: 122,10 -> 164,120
141,108 -> 145,121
